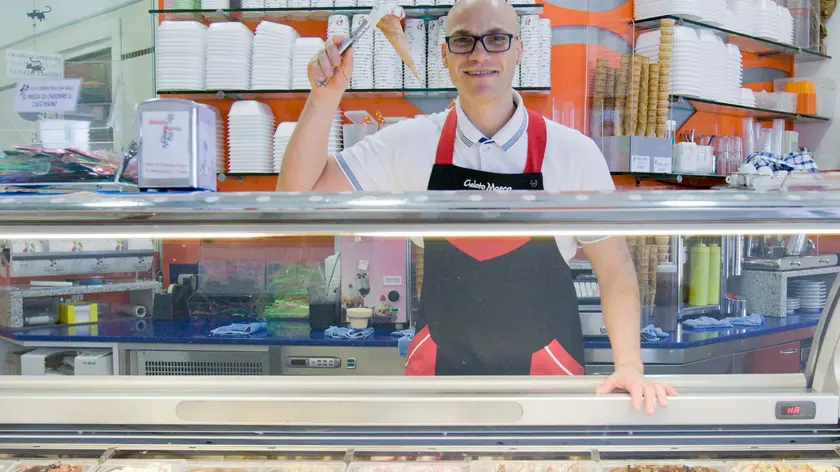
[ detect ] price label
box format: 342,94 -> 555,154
630,155 -> 651,173
653,156 -> 673,174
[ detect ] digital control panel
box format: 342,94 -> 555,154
286,357 -> 342,368
775,401 -> 816,420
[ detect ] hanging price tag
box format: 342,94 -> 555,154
630,155 -> 651,173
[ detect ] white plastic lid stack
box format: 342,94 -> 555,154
519,15 -> 541,87
430,16 -> 454,88
156,21 -> 207,91
206,22 -> 254,90
539,18 -> 552,88
228,100 -> 276,173
252,21 -> 298,90
351,14 -> 374,89
292,37 -> 326,90
404,19 -> 427,89
374,28 -> 403,89
273,121 -> 297,173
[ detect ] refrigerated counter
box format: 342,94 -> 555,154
0,190 -> 839,467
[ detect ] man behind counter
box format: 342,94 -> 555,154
277,0 -> 676,414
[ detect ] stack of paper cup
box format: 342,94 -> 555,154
512,63 -> 520,88
374,28 -> 402,89
327,15 -> 351,41
156,21 -> 207,91
351,14 -> 374,89
242,0 -> 265,7
519,15 -> 541,87
228,100 -> 275,173
404,19 -> 427,88
288,0 -> 310,7
357,0 -> 375,6
539,18 -> 552,88
334,0 -> 354,6
310,0 -> 331,8
264,0 -> 287,6
292,37 -> 325,90
428,17 -> 453,88
436,0 -> 455,5
398,0 -> 414,6
251,21 -> 298,90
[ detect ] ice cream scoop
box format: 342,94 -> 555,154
316,1 -> 419,87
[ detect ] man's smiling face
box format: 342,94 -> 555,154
443,0 -> 522,101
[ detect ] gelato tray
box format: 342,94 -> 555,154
470,462 -> 597,472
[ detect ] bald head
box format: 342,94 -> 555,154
445,0 -> 520,36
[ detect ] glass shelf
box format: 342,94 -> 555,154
634,15 -> 830,63
671,95 -> 830,123
150,4 -> 543,21
159,87 -> 551,100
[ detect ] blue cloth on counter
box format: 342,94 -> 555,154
392,328 -> 416,358
640,324 -> 670,342
324,326 -> 375,340
682,314 -> 766,330
746,151 -> 820,172
210,322 -> 267,336
682,316 -> 733,330
727,314 -> 765,327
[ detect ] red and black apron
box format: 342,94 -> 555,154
405,108 -> 585,376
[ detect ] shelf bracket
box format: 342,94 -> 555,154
344,448 -> 356,463
98,447 -> 117,463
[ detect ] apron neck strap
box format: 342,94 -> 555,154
434,106 -> 549,173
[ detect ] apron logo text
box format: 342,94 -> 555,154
462,179 -> 513,192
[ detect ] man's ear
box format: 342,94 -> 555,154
441,41 -> 448,68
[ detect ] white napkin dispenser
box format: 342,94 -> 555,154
137,98 -> 218,191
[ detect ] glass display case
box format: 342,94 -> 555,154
0,190 -> 839,469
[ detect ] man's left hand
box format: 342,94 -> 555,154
595,365 -> 677,415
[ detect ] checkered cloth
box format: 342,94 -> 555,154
746,151 -> 820,172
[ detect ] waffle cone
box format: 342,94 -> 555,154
377,15 -> 420,80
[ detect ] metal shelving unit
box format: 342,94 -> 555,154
159,87 -> 552,101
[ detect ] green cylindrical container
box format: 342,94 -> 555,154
688,243 -> 710,306
707,243 -> 722,305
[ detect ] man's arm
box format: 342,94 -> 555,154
276,36 -> 354,192
584,236 -> 676,414
582,237 -> 641,372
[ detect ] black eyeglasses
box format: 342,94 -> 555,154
445,33 -> 516,54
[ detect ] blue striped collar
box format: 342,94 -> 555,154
454,91 -> 527,151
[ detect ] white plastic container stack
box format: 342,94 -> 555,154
228,100 -> 275,173
156,21 -> 207,91
292,37 -> 325,90
273,121 -> 296,173
251,21 -> 298,90
328,110 -> 343,155
404,19 -> 427,88
205,22 -> 254,90
351,14 -> 374,89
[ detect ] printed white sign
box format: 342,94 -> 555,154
140,110 -> 191,179
13,78 -> 81,113
653,156 -> 673,174
6,50 -> 64,79
630,155 -> 651,173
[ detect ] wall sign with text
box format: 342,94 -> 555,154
13,78 -> 82,113
6,50 -> 64,79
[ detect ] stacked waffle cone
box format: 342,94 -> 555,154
592,58 -> 609,112
626,236 -> 672,310
615,55 -> 630,136
636,58 -> 650,136
646,63 -> 660,137
413,242 -> 424,298
656,18 -> 675,138
624,55 -> 643,137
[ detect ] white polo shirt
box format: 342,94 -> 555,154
334,91 -> 616,260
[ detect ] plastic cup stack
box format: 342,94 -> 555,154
351,14 -> 374,89
404,19 -> 427,89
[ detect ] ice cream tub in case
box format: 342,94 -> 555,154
470,461 -> 599,472
178,461 -> 267,472
8,459 -> 101,472
265,462 -> 346,472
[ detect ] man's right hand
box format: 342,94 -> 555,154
309,35 -> 353,94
